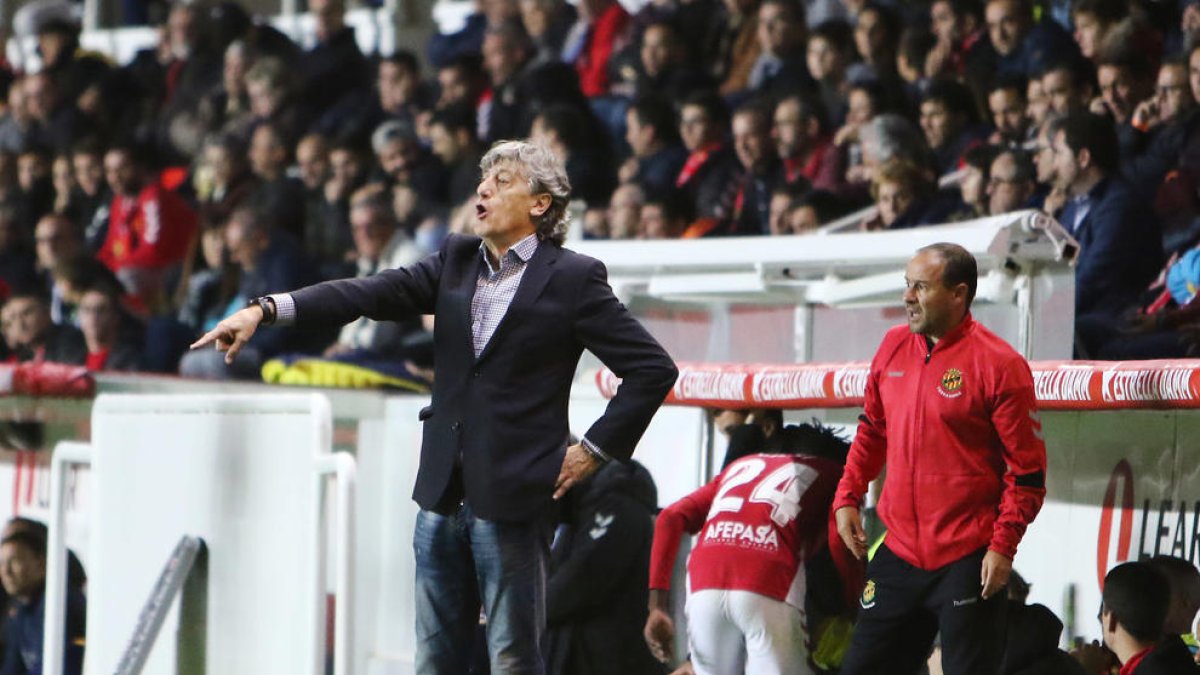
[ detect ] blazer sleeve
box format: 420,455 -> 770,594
288,245 -> 445,327
574,258 -> 678,461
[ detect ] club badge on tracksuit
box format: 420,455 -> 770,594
860,580 -> 877,609
937,368 -> 964,398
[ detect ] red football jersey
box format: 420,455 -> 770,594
650,453 -> 841,608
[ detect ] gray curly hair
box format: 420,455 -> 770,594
479,140 -> 572,245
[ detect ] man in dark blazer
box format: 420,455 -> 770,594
193,140 -> 679,674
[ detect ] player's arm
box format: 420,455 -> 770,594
833,358 -> 889,557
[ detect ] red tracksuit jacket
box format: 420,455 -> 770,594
832,314 -> 1047,570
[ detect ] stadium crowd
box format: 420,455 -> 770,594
0,0 -> 1196,378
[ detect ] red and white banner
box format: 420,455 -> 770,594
597,359 -> 1200,410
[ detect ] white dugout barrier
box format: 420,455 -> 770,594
41,393 -> 356,675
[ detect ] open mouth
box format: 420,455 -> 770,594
475,203 -> 487,219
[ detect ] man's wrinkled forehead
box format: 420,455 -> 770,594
481,159 -> 527,182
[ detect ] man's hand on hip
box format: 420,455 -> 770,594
190,306 -> 263,364
980,550 -> 1012,599
835,506 -> 868,559
553,443 -> 600,500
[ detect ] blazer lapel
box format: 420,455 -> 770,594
474,241 -> 558,364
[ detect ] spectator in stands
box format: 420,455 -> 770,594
78,281 -> 143,371
14,146 -> 55,236
532,104 -> 615,210
864,158 -> 937,230
196,133 -> 257,235
435,55 -> 488,113
676,91 -> 739,230
51,154 -> 74,218
35,12 -> 111,110
783,188 -> 843,233
322,185 -> 428,365
481,22 -> 535,144
155,1 -> 222,164
295,133 -> 330,195
997,597 -> 1089,675
730,103 -> 788,235
605,182 -> 645,239
244,57 -> 310,150
546,458 -> 663,675
374,51 -> 434,132
1038,58 -> 1095,116
774,92 -> 844,192
0,206 -> 36,293
68,141 -> 111,252
1070,0 -> 1127,62
1026,72 -> 1052,132
1093,53 -> 1154,130
178,218 -> 238,337
33,214 -> 83,323
1100,561 -> 1199,674
707,0 -> 762,96
897,27 -> 937,98
988,75 -> 1032,145
427,0 -> 519,68
1052,112 -> 1163,318
194,40 -> 255,146
621,96 -> 687,198
919,79 -> 988,174
300,0 -> 370,131
0,530 -> 85,675
949,144 -> 997,221
640,194 -> 693,239
925,0 -> 993,90
429,104 -> 485,208
767,182 -> 807,235
0,291 -> 85,365
852,113 -> 935,194
988,147 -> 1039,214
614,21 -> 712,102
248,123 -> 307,241
0,85 -> 32,156
22,72 -> 81,156
180,207 -> 315,379
807,20 -> 855,126
519,0 -> 577,65
373,120 -> 450,209
569,0 -> 632,97
850,3 -> 902,89
748,0 -> 812,96
98,143 -> 198,309
984,0 -> 1079,77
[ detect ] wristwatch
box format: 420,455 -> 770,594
247,296 -> 277,325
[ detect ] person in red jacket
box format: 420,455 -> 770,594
834,242 -> 1047,675
97,143 -> 198,307
644,422 -> 859,675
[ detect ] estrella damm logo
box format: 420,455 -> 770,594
937,368 -> 965,399
860,580 -> 877,609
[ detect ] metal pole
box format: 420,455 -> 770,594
43,442 -> 93,675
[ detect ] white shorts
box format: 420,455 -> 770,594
685,589 -> 813,675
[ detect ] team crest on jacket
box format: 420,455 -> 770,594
938,368 -> 964,398
860,580 -> 877,609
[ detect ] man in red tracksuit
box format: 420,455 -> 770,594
834,242 -> 1048,675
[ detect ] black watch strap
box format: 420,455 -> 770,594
248,296 -> 276,325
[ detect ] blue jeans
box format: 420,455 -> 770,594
414,505 -> 551,675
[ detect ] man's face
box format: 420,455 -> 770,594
931,0 -> 959,43
1026,78 -> 1049,128
438,67 -> 473,107
877,179 -> 913,227
1034,124 -> 1057,184
483,34 -> 523,86
713,409 -> 748,436
0,542 -> 44,601
1190,49 -> 1200,106
640,203 -> 675,239
787,204 -> 821,233
1041,69 -> 1078,115
378,139 -> 419,181
1097,65 -> 1136,122
986,0 -> 1028,57
37,31 -> 71,68
104,150 -> 139,195
1158,64 -> 1193,122
295,139 -> 329,190
960,165 -> 986,209
806,36 -> 842,81
311,0 -> 345,42
429,123 -> 464,165
378,61 -> 415,113
168,5 -> 196,56
680,105 -> 716,152
330,149 -> 363,187
23,75 -> 56,121
473,162 -> 545,242
768,191 -> 792,235
903,250 -> 964,339
204,145 -> 236,188
1072,10 -> 1103,60
224,219 -> 262,269
733,112 -> 770,171
607,184 -> 644,239
1,298 -> 50,350
987,153 -> 1032,214
79,290 -> 118,346
36,216 -> 79,270
520,0 -> 550,37
17,154 -> 47,192
247,80 -> 283,119
223,48 -> 248,95
847,88 -> 876,127
772,98 -> 808,159
641,25 -> 676,78
854,9 -> 884,63
625,110 -> 654,157
351,207 -> 390,261
757,2 -> 800,56
73,152 -> 104,196
1050,129 -> 1081,192
919,99 -> 956,150
989,88 -> 1028,142
249,127 -> 284,178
